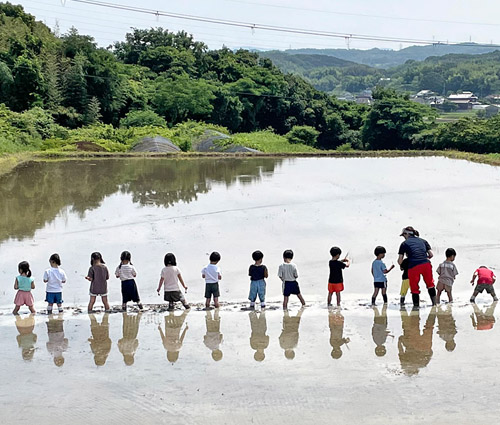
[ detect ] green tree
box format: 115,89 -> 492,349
120,109 -> 167,128
83,96 -> 101,125
286,125 -> 319,146
361,87 -> 435,150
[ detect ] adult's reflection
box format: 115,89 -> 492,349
398,307 -> 436,375
372,305 -> 391,357
437,304 -> 457,351
46,314 -> 68,367
118,312 -> 142,366
204,310 -> 223,362
15,314 -> 37,361
329,309 -> 350,359
88,313 -> 111,366
249,311 -> 269,362
471,301 -> 497,331
279,308 -> 304,360
158,310 -> 189,363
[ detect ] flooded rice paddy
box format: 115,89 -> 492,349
1,156 -> 500,423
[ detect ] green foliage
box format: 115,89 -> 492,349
432,115 -> 500,153
286,125 -> 320,146
361,88 -> 436,150
336,142 -> 353,152
121,109 -> 167,128
230,130 -> 317,153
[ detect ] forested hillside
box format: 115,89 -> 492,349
1,2 -> 500,157
277,44 -> 498,68
0,2 -> 369,152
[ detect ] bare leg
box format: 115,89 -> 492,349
445,287 -> 453,303
283,296 -> 289,310
214,297 -> 220,308
88,296 -> 96,312
336,292 -> 341,306
205,298 -> 210,309
47,303 -> 54,313
327,292 -> 333,306
29,305 -> 36,313
13,306 -> 20,315
436,288 -> 442,304
470,290 -> 479,302
297,294 -> 305,306
102,296 -> 110,311
372,288 -> 379,305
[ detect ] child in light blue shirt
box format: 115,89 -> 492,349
371,246 -> 394,306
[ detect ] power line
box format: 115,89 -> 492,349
69,0 -> 500,47
221,0 -> 500,28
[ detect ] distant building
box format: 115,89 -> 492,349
356,89 -> 373,105
337,92 -> 356,102
447,91 -> 478,110
411,90 -> 444,107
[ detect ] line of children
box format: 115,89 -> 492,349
11,245 -> 498,314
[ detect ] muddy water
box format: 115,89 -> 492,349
2,156 -> 500,423
0,304 -> 498,424
1,156 -> 500,309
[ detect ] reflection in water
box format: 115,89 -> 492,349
437,305 -> 457,352
158,311 -> 189,363
204,310 -> 223,362
329,309 -> 349,359
0,158 -> 282,243
15,314 -> 37,361
118,312 -> 141,366
249,311 -> 269,362
372,306 -> 390,357
46,314 -> 68,367
88,313 -> 111,366
398,307 -> 436,376
279,308 -> 303,360
471,302 -> 497,331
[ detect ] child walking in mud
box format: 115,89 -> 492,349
278,250 -> 305,310
399,258 -> 410,306
371,246 -> 394,306
470,266 -> 497,303
44,253 -> 67,314
157,253 -> 190,310
115,251 -> 143,311
328,246 -> 350,307
86,252 -> 110,313
13,261 -> 36,315
248,250 -> 268,309
202,252 -> 222,309
436,248 -> 458,303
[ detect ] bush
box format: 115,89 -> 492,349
120,109 -> 167,128
336,143 -> 353,152
285,125 -> 319,146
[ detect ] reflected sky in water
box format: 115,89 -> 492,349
2,156 -> 500,308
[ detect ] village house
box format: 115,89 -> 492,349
447,91 -> 478,110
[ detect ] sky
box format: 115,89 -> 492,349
15,0 -> 500,51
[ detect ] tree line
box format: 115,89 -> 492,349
0,3 -> 500,155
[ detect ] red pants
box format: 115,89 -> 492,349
408,262 -> 434,294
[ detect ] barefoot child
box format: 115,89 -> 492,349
248,250 -> 268,309
436,248 -> 458,303
278,249 -> 305,310
43,253 -> 67,314
157,253 -> 190,310
202,252 -> 222,309
86,252 -> 110,313
328,246 -> 350,307
115,251 -> 143,311
13,261 -> 36,315
371,246 -> 395,306
470,266 -> 497,303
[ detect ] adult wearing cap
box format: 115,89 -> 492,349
397,226 -> 436,307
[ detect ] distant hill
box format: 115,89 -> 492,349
274,44 -> 499,69
260,49 -> 500,97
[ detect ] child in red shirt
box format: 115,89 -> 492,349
470,266 -> 497,303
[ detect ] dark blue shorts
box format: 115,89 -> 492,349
283,281 -> 300,297
46,292 -> 63,304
